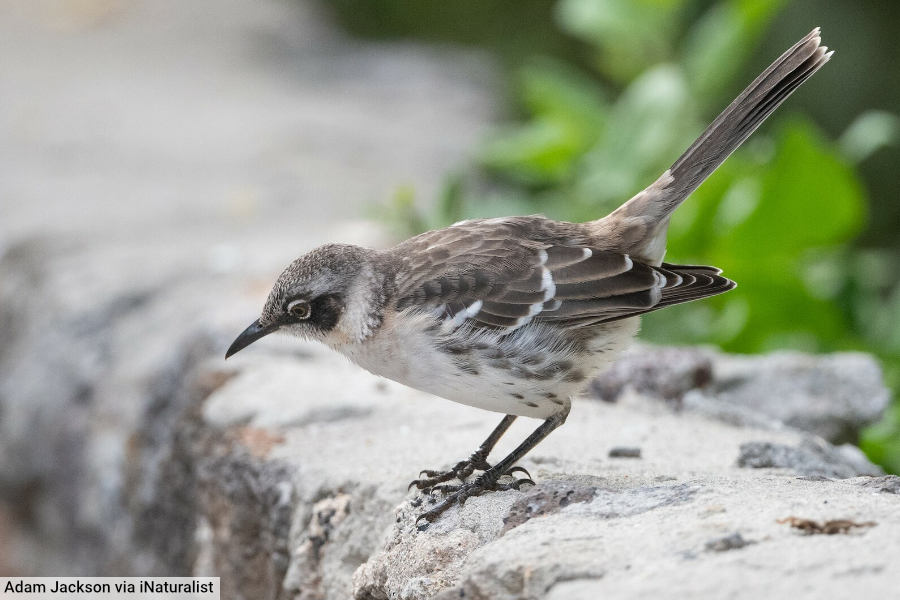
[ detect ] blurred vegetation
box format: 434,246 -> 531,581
323,0 -> 900,472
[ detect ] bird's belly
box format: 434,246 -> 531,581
336,313 -> 640,419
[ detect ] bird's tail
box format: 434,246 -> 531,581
600,28 -> 832,264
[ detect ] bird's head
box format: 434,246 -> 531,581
226,243 -> 387,358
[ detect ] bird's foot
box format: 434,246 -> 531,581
415,466 -> 534,526
408,451 -> 492,492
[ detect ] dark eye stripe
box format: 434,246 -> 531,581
310,294 -> 343,332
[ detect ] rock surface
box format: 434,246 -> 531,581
1,232 -> 897,598
1,1 -> 898,599
592,346 -> 890,444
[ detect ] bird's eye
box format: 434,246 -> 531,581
287,300 -> 311,320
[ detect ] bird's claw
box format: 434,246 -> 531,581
505,477 -> 535,490
413,466 -> 536,525
429,483 -> 462,496
505,465 -> 531,479
408,468 -> 461,491
408,453 -> 491,492
408,469 -> 453,490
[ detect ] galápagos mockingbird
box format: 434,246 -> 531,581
227,29 -> 832,523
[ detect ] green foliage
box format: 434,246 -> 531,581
480,60 -> 609,186
681,0 -> 787,108
655,120 -> 867,352
556,0 -> 682,83
376,0 -> 900,472
839,111 -> 900,163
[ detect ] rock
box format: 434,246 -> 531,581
3,241 -> 898,598
1,235 -> 896,598
608,446 -> 642,459
354,481 -> 703,600
855,475 -> 900,495
500,482 -> 598,533
711,352 -> 890,444
737,439 -> 883,479
589,346 -> 713,406
592,346 -> 890,444
704,532 -> 755,552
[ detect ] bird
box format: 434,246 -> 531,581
226,29 -> 832,523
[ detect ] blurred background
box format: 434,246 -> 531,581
1,0 -> 897,484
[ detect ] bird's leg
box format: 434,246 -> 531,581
409,415 -> 517,491
417,407 -> 569,525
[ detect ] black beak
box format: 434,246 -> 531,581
225,319 -> 280,359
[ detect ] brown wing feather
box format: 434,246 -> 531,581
390,217 -> 734,331
560,264 -> 736,328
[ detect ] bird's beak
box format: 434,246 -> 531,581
225,319 -> 280,359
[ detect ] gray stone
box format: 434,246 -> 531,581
608,446 -> 642,458
737,439 -> 883,479
592,346 -> 890,444
704,532 -> 755,552
3,233 -> 898,598
501,482 -> 597,533
589,346 -> 713,406
855,475 -> 900,494
710,351 -> 890,444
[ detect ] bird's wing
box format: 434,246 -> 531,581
393,222 -> 734,331
545,263 -> 735,328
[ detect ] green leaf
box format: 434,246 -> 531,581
672,120 -> 869,351
556,0 -> 684,82
839,110 -> 900,163
861,401 -> 900,475
667,155 -> 749,258
518,58 -> 608,131
479,60 -> 610,187
715,120 -> 866,258
576,65 -> 695,212
479,119 -> 583,185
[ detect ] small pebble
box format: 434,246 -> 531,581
705,532 -> 754,552
608,446 -> 642,458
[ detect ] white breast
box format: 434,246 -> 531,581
329,311 -> 640,420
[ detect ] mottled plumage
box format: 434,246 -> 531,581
394,219 -> 734,331
226,29 -> 832,523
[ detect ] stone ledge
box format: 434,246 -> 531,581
0,238 -> 896,599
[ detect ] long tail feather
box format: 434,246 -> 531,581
599,28 -> 832,264
666,27 -> 832,208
